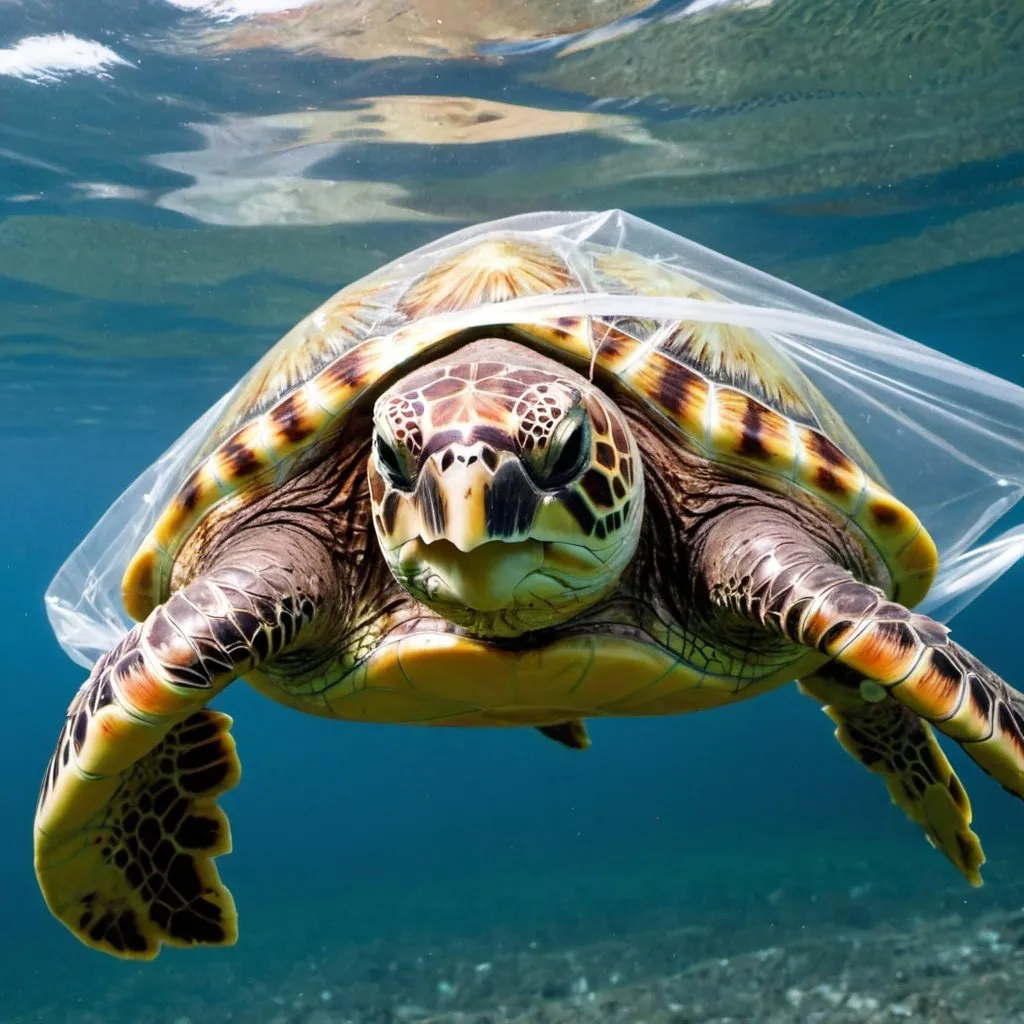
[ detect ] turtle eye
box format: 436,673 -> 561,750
531,413 -> 590,489
374,434 -> 414,489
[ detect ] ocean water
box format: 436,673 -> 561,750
2,2 -> 1023,1021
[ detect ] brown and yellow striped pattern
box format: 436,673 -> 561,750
195,276 -> 401,464
123,328 -> 445,620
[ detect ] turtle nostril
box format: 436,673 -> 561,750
441,448 -> 486,471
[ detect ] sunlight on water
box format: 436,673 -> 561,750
1,0 -> 1022,1021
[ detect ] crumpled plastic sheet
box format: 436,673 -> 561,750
46,209 -> 1024,670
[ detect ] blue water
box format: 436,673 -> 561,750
2,2 -> 1023,1021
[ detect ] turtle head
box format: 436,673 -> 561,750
367,340 -> 644,637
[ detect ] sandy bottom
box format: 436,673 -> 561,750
14,842 -> 1024,1024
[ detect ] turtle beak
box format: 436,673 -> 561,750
385,442 -> 557,614
393,442 -> 544,612
415,442 -> 537,551
388,442 -> 548,615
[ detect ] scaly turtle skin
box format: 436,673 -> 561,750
35,233 -> 1024,959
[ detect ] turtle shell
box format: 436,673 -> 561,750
122,233 -> 939,622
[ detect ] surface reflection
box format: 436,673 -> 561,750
0,0 -> 1020,388
171,0 -> 655,60
141,98 -> 649,226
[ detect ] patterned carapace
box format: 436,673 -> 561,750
120,232 -> 934,623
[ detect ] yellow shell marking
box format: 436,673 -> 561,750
123,332 -> 441,620
398,237 -> 578,318
202,276 -> 398,454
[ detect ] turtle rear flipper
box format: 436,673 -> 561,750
537,720 -> 591,749
799,671 -> 984,885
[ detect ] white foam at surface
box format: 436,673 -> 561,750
162,0 -> 317,19
0,34 -> 133,83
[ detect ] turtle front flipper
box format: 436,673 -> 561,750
699,507 -> 1024,824
35,555 -> 322,959
799,668 -> 984,885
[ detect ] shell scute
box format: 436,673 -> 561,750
398,237 -> 577,319
199,276 -> 400,461
854,486 -> 939,607
589,319 -> 646,374
622,349 -> 710,442
266,386 -> 322,455
218,439 -> 263,480
586,245 -> 826,427
708,389 -> 798,475
660,320 -> 817,426
122,551 -> 158,622
508,316 -> 592,365
793,425 -> 868,515
589,247 -> 702,298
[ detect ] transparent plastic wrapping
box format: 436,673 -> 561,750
47,210 -> 1024,669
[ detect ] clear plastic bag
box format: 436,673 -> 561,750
46,209 -> 1024,669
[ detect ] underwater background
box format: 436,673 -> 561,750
2,1 -> 1023,1021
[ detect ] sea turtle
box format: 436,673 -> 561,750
35,230 -> 1024,960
